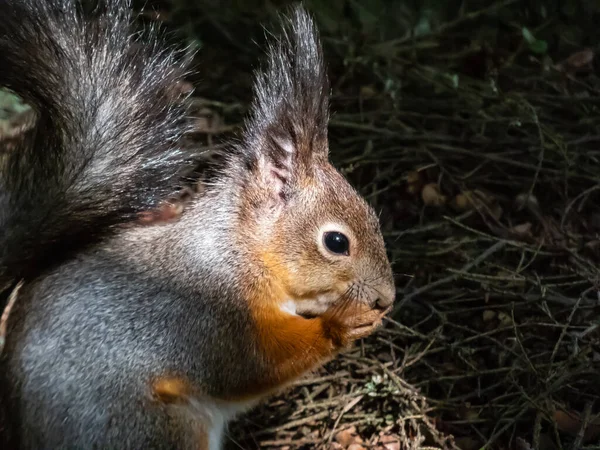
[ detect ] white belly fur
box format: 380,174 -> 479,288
185,397 -> 257,449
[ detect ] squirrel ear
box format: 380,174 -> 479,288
240,5 -> 330,200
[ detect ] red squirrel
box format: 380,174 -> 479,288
0,1 -> 395,448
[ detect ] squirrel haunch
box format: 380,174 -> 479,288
152,377 -> 194,404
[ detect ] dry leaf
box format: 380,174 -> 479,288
483,310 -> 497,322
452,189 -> 503,220
514,192 -> 540,212
567,49 -> 594,67
175,80 -> 194,96
515,437 -> 533,450
348,445 -> 367,450
422,183 -> 446,206
555,49 -> 594,72
378,434 -> 400,450
490,204 -> 503,221
553,409 -> 600,443
406,171 -> 421,185
458,403 -> 481,421
335,426 -> 362,447
406,170 -> 423,195
510,222 -> 533,237
497,311 -> 512,327
360,85 -> 377,98
452,192 -> 471,211
138,202 -> 184,225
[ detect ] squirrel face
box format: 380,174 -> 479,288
229,8 -> 395,318
257,164 -> 395,317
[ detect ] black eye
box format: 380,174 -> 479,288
323,231 -> 350,255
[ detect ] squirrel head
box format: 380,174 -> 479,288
228,6 -> 394,315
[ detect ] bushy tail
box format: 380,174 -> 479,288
0,0 -> 194,282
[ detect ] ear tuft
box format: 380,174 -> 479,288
242,4 -> 330,195
257,137 -> 295,201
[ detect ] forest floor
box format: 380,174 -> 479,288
3,0 -> 600,449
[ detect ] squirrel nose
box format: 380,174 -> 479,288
375,285 -> 395,310
375,295 -> 393,310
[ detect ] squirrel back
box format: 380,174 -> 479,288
0,0 -> 194,287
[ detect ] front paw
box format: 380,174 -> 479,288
321,302 -> 390,348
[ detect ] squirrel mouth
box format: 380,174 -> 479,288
297,310 -> 320,320
281,296 -> 339,319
